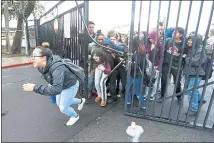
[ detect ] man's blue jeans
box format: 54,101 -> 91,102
187,77 -> 201,112
127,77 -> 144,104
56,81 -> 81,117
88,76 -> 94,91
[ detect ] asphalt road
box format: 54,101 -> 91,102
2,65 -> 214,142
68,101 -> 214,142
2,66 -> 117,142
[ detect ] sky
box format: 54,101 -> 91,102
89,1 -> 214,35
2,1 -> 214,36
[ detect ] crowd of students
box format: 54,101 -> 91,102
22,20 -> 213,126
85,21 -> 213,116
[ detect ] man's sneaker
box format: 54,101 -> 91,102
141,106 -> 146,110
117,94 -> 121,98
66,115 -> 79,126
149,96 -> 155,101
78,98 -> 86,110
156,96 -> 164,103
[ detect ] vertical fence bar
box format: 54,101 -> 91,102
72,10 -> 75,63
130,1 -> 137,115
176,1 -> 192,122
159,0 -> 181,119
74,9 -> 77,65
185,1 -> 204,123
212,123 -> 214,131
69,12 -> 73,62
77,10 -> 80,63
75,9 -> 78,65
124,0 -> 136,113
45,22 -> 48,43
144,0 -> 152,116
34,19 -> 40,46
151,1 -> 162,118
72,11 -> 75,62
158,0 -> 171,119
203,89 -> 214,128
83,1 -> 89,99
131,0 -> 142,115
168,1 -> 182,120
165,0 -> 182,115
137,0 -> 143,115
194,2 -> 214,126
76,9 -> 80,64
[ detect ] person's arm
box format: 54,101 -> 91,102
33,66 -> 65,95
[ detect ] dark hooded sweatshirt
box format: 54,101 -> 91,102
163,38 -> 184,69
33,55 -> 78,96
130,41 -> 147,78
146,30 -> 163,71
183,34 -> 207,76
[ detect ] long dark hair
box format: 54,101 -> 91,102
93,49 -> 114,67
93,49 -> 105,64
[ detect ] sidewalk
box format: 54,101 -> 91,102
2,56 -> 32,69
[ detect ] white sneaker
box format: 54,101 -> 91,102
66,115 -> 79,126
149,96 -> 155,101
78,98 -> 86,111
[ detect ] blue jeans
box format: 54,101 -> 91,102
187,77 -> 201,112
50,96 -> 56,104
88,76 -> 94,91
127,77 -> 144,104
56,81 -> 81,117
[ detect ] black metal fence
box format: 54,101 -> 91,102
125,1 -> 214,131
36,2 -> 84,62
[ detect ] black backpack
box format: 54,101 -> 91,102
61,59 -> 85,83
201,58 -> 213,80
50,58 -> 85,84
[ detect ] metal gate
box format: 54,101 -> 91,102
32,1 -> 214,131
36,2 -> 84,61
34,1 -> 89,98
124,1 -> 214,131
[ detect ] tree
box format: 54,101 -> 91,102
2,1 -> 44,54
3,1 -> 11,53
